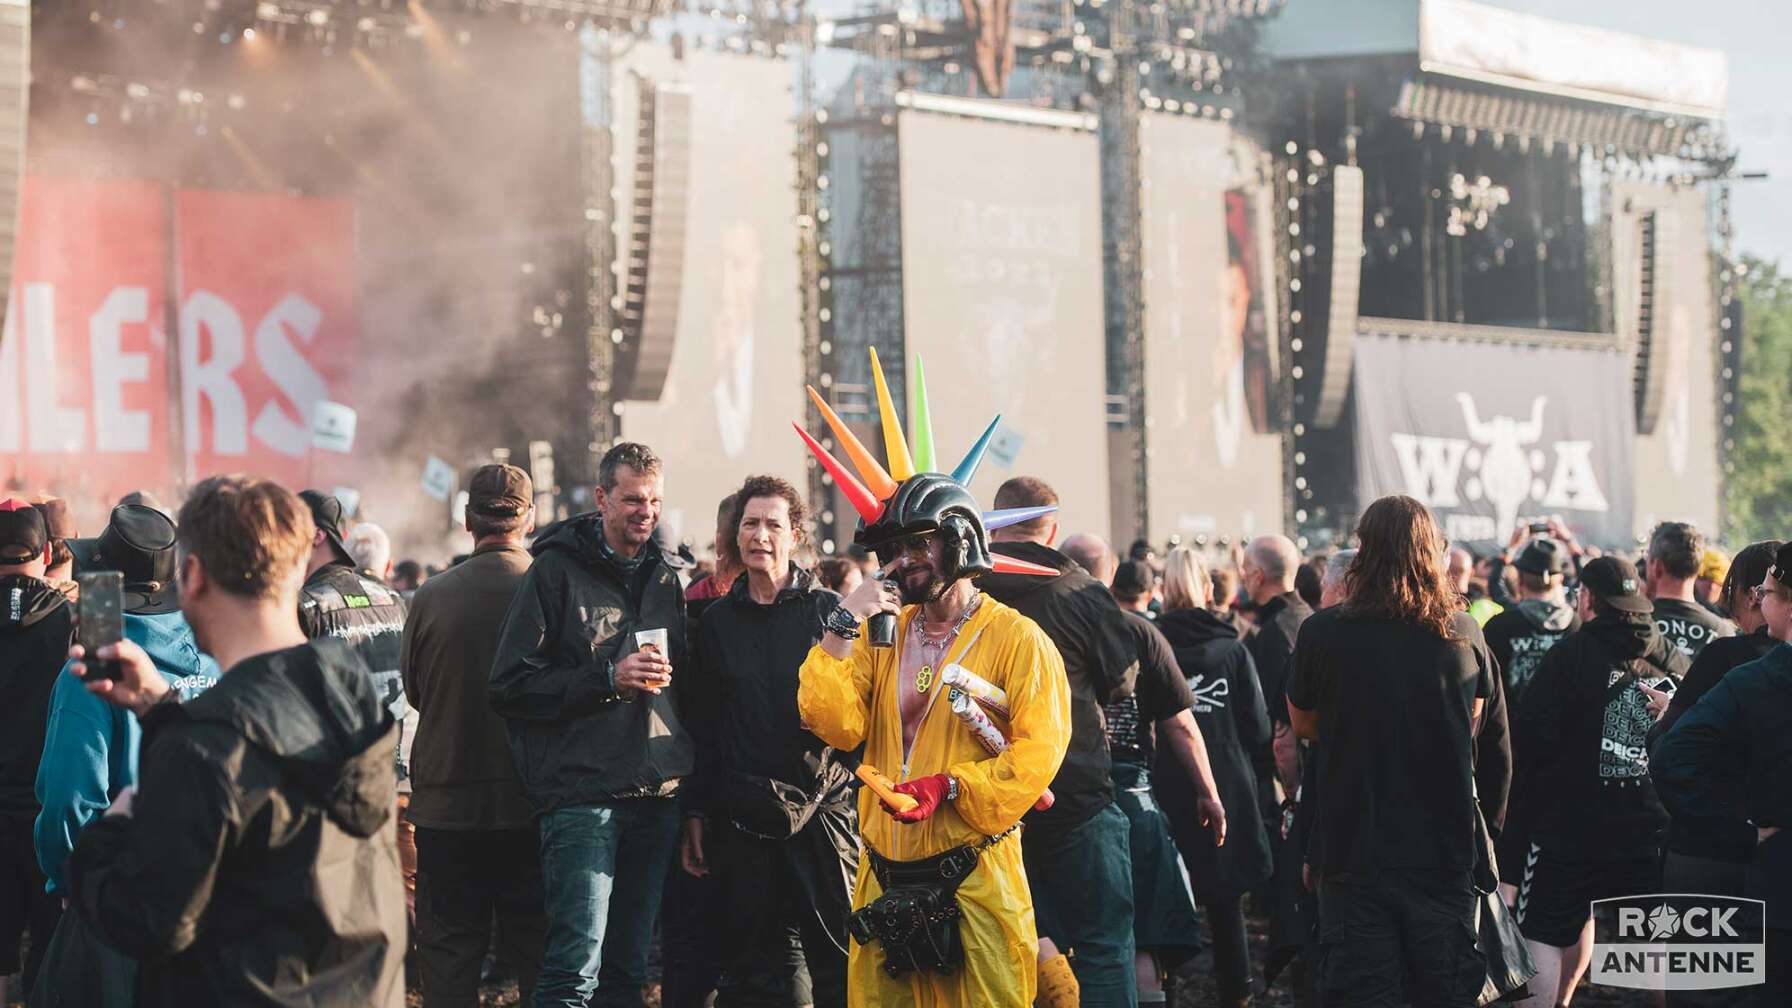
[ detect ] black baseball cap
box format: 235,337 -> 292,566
1579,556 -> 1652,614
1513,537 -> 1567,575
0,498 -> 48,565
298,490 -> 354,568
69,504 -> 180,615
1112,559 -> 1155,599
1770,543 -> 1792,590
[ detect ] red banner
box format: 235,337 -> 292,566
0,178 -> 357,530
0,177 -> 171,524
175,188 -> 359,490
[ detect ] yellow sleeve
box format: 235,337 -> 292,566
798,641 -> 876,751
948,619 -> 1071,836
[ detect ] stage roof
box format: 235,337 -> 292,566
1262,0 -> 1727,120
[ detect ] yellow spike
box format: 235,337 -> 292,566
868,347 -> 915,480
806,386 -> 899,500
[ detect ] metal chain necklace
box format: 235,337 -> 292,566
911,593 -> 982,694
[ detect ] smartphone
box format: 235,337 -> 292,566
1529,521 -> 1550,534
1646,676 -> 1678,694
75,571 -> 125,682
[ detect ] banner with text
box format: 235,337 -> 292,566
1352,331 -> 1635,547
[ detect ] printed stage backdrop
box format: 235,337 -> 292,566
0,176 -> 358,529
898,103 -> 1110,537
1352,330 -> 1636,547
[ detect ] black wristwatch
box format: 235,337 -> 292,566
824,604 -> 862,640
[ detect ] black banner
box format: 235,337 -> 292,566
1353,331 -> 1635,547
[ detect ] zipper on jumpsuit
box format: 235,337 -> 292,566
897,620 -> 989,781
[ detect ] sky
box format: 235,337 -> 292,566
1487,0 -> 1790,267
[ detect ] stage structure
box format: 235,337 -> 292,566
814,0 -> 1288,550
1262,0 -> 1737,548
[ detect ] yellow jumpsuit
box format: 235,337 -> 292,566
798,597 -> 1071,1008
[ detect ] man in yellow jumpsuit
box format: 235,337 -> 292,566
799,472 -> 1072,1007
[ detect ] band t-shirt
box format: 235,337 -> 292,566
1103,613 -> 1196,768
1651,598 -> 1735,662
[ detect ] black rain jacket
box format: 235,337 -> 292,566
67,638 -> 406,1007
0,574 -> 74,817
488,514 -> 693,813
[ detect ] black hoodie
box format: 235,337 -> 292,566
0,573 -> 74,818
1481,597 -> 1579,703
981,541 -> 1138,831
488,513 -> 693,813
68,638 -> 406,1007
1152,606 -> 1275,898
1509,615 -> 1689,861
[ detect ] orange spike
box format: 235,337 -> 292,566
793,423 -> 884,524
990,554 -> 1060,577
806,386 -> 899,501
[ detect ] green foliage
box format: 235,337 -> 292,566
1725,256 -> 1792,544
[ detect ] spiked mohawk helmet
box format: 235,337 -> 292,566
794,348 -> 1058,582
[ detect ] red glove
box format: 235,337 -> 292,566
888,774 -> 954,824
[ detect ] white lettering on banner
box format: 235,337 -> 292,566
24,283 -> 85,453
251,294 -> 327,457
1389,394 -> 1609,532
1391,434 -> 1467,506
180,289 -> 249,455
90,286 -> 152,452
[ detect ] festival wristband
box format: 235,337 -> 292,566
824,605 -> 861,639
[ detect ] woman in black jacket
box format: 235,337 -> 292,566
1153,547 -> 1274,1007
679,476 -> 857,1008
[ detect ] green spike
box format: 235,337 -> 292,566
908,355 -> 936,473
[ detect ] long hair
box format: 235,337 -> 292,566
1342,495 -> 1460,640
1162,546 -> 1212,611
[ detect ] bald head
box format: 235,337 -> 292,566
1242,535 -> 1300,605
1060,533 -> 1114,583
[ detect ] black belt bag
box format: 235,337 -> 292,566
848,843 -> 982,978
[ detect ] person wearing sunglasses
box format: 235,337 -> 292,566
1653,541 -> 1792,1002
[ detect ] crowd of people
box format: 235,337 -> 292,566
0,442 -> 1789,1008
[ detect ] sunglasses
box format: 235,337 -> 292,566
890,533 -> 936,557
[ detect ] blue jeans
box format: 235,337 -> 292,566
1022,801 -> 1137,1008
534,798 -> 680,1008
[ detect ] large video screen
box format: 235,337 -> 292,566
1138,114 -> 1285,542
897,105 -> 1110,538
1612,180 -> 1720,536
616,46 -> 805,547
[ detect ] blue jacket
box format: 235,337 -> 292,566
34,611 -> 218,894
1653,642 -> 1792,927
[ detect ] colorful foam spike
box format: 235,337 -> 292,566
806,386 -> 898,501
983,505 -> 1058,531
792,423 -> 884,524
991,553 -> 1060,577
951,415 -> 1003,486
908,355 -> 936,473
868,346 -> 915,481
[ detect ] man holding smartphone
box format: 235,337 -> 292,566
489,442 -> 693,1008
0,499 -> 73,1001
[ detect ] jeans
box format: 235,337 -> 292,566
1022,801 -> 1137,1008
534,798 -> 680,1008
1112,763 -> 1203,963
415,826 -> 547,1008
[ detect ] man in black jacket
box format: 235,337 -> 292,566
679,476 -> 856,1008
0,500 -> 71,1000
489,442 -> 693,1008
981,477 -> 1140,1008
1647,521 -> 1736,661
1481,535 -> 1580,704
1653,541 -> 1792,1002
1240,535 -> 1311,796
1506,557 -> 1688,1008
66,475 -> 405,1007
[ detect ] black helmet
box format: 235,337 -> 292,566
855,473 -> 993,582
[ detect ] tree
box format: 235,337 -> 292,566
1724,255 -> 1792,544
